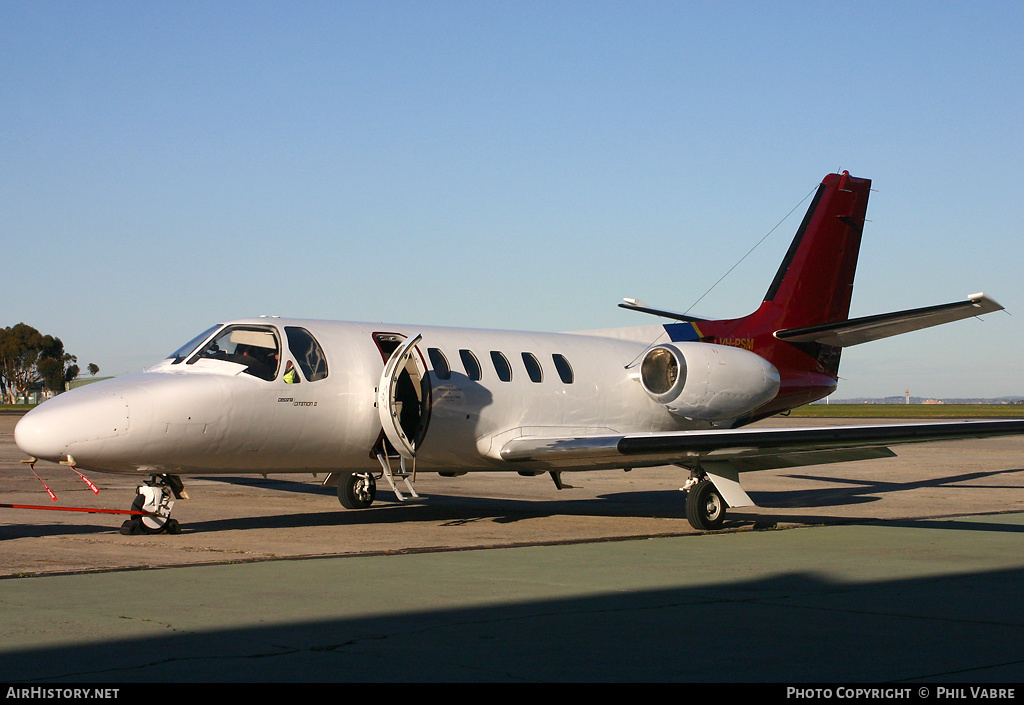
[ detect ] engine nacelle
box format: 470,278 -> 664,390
639,343 -> 780,421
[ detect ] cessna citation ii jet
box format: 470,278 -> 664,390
14,171 -> 1024,533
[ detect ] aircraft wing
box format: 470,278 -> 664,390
499,418 -> 1024,472
774,293 -> 1003,347
500,418 -> 1024,508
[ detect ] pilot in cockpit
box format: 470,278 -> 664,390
283,360 -> 300,384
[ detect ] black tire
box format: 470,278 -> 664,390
338,472 -> 376,509
686,479 -> 726,531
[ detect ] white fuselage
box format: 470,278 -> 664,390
18,318 -> 754,476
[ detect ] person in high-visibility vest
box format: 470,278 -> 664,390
283,361 -> 300,384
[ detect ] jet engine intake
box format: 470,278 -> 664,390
639,343 -> 780,420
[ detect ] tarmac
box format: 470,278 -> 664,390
2,411 -> 1024,683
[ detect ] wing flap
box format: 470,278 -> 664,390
774,293 -> 1003,347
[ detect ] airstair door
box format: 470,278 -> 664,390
376,333 -> 430,459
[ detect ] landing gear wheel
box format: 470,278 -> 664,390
338,472 -> 376,509
118,476 -> 182,535
686,479 -> 727,531
127,493 -> 180,534
120,509 -> 181,535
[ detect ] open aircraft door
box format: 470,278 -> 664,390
376,333 -> 431,460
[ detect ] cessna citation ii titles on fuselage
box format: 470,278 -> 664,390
14,171 -> 1024,533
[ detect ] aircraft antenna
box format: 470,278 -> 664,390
683,185 -> 817,315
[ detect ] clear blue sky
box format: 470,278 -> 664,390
3,1 -> 1022,399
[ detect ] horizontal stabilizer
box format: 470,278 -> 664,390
618,299 -> 709,323
774,293 -> 1003,347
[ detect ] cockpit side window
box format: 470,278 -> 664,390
168,325 -> 221,364
285,327 -> 329,382
188,325 -> 281,381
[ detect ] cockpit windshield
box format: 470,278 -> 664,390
167,325 -> 221,364
186,325 -> 282,381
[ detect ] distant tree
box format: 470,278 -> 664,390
0,324 -> 47,403
63,357 -> 80,387
88,362 -> 100,376
36,357 -> 64,395
0,323 -> 79,402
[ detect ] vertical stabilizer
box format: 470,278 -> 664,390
761,170 -> 871,330
669,171 -> 872,415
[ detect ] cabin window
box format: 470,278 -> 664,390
168,325 -> 220,364
460,349 -> 481,380
427,348 -> 451,380
522,352 -> 543,383
285,327 -> 329,382
188,325 -> 281,381
490,351 -> 512,382
552,354 -> 574,384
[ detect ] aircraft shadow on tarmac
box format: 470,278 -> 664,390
0,521 -> 123,540
753,466 -> 1024,508
6,466 -> 1022,538
175,488 -> 693,534
177,465 -> 1024,534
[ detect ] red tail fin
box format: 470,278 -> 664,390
697,171 -> 872,413
761,170 -> 871,329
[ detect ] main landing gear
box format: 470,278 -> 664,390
334,451 -> 421,509
120,474 -> 186,535
337,472 -> 377,509
683,475 -> 727,531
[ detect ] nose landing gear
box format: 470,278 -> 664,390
119,474 -> 186,535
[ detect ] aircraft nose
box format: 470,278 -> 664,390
14,390 -> 130,462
